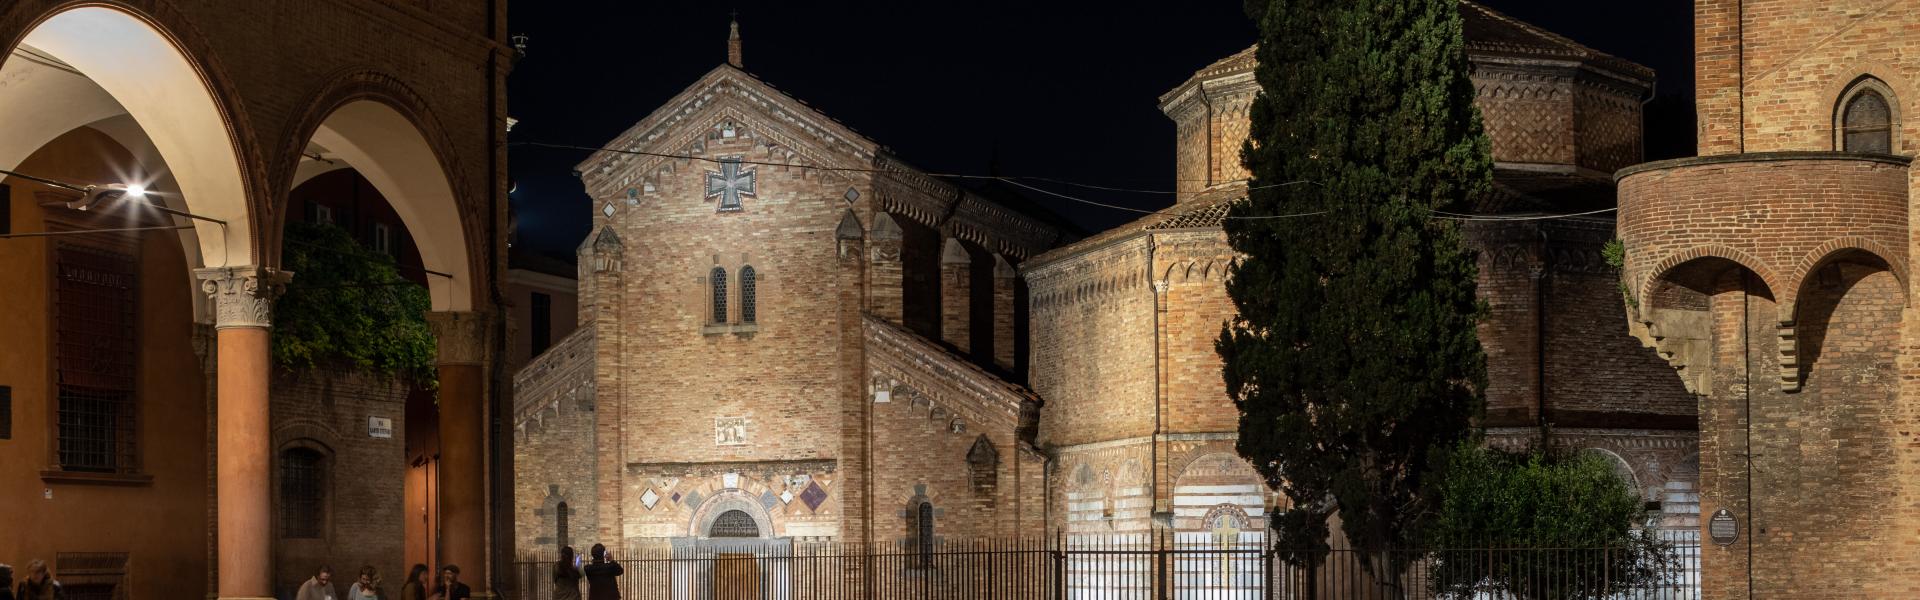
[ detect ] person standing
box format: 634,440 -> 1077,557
347,566 -> 380,600
398,564 -> 429,600
295,565 -> 336,600
583,544 -> 623,600
15,560 -> 62,600
552,546 -> 582,600
434,565 -> 470,600
0,563 -> 16,600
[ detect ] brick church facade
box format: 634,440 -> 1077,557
512,28 -> 1069,556
1616,0 -> 1920,596
515,2 -> 1702,565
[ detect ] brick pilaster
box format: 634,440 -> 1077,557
940,237 -> 972,351
868,213 -> 904,324
835,211 -> 871,545
992,254 -> 1016,372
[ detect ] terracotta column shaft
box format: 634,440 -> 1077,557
429,312 -> 489,593
199,267 -> 287,600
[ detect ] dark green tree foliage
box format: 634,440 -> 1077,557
1220,0 -> 1492,568
273,221 -> 436,384
1427,445 -> 1677,599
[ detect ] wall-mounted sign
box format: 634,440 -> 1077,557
369,416 -> 394,439
1709,508 -> 1738,546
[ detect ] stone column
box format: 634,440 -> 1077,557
428,311 -> 490,595
992,255 -> 1017,372
198,266 -> 287,600
868,214 -> 904,324
940,237 -> 971,350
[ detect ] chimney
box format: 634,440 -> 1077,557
726,16 -> 743,68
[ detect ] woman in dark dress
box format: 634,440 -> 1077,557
552,546 -> 582,600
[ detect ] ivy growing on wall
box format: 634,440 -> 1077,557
1603,238 -> 1636,309
272,221 -> 437,385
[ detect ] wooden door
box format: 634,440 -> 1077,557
714,553 -> 760,600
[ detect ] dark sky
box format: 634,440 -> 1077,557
506,1 -> 1694,260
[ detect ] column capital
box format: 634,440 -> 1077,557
195,266 -> 291,330
427,311 -> 491,366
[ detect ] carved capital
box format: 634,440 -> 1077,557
427,311 -> 491,366
195,267 -> 291,330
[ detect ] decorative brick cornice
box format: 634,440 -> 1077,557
864,315 -> 1039,434
195,266 -> 290,329
513,325 -> 597,425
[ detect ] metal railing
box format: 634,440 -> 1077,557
507,535 -> 1699,600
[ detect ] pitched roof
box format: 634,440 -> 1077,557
1028,186 -> 1243,267
1458,1 -> 1653,80
1161,1 -> 1652,105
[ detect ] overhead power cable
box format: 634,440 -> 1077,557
517,141 -> 1624,224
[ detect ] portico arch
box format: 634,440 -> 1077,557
295,94 -> 475,311
2,6 -> 256,268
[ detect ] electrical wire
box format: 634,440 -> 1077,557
516,141 -> 1624,223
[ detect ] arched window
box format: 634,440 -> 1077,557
556,502 -> 570,550
280,447 -> 326,539
1839,80 -> 1895,153
910,501 -> 935,568
967,436 -> 998,494
709,509 -> 760,538
739,266 -> 757,324
710,266 -> 728,324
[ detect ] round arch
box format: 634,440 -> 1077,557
1788,237 -> 1909,315
687,490 -> 776,539
1,5 -> 256,268
292,91 -> 476,311
1639,245 -> 1783,310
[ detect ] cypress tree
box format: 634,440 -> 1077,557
1218,0 -> 1492,576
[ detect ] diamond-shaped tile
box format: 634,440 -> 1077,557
671,492 -> 682,504
799,482 -> 827,512
780,490 -> 794,504
760,490 -> 779,511
685,490 -> 704,511
601,203 -> 616,217
641,488 -> 660,510
844,188 -> 860,202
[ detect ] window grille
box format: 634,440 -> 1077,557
1844,88 -> 1893,153
710,509 -> 759,538
54,244 -> 138,473
556,502 -> 570,550
281,447 -> 326,538
55,552 -> 128,600
914,502 -> 935,567
710,267 -> 729,323
740,266 -> 757,323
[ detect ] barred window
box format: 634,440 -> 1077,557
739,266 -> 757,324
556,502 -> 570,550
56,552 -> 128,600
53,244 -> 138,473
710,509 -> 759,538
281,447 -> 326,539
710,267 -> 728,324
1845,90 -> 1893,153
912,502 -> 935,568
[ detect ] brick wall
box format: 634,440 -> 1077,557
1027,239 -> 1158,448
270,370 -> 408,598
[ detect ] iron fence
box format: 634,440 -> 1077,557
506,535 -> 1698,600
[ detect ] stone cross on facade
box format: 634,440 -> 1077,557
705,158 -> 755,212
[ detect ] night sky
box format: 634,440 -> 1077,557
505,1 -> 1694,261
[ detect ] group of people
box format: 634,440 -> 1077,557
0,560 -> 62,600
550,543 -> 625,600
292,563 -> 472,600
